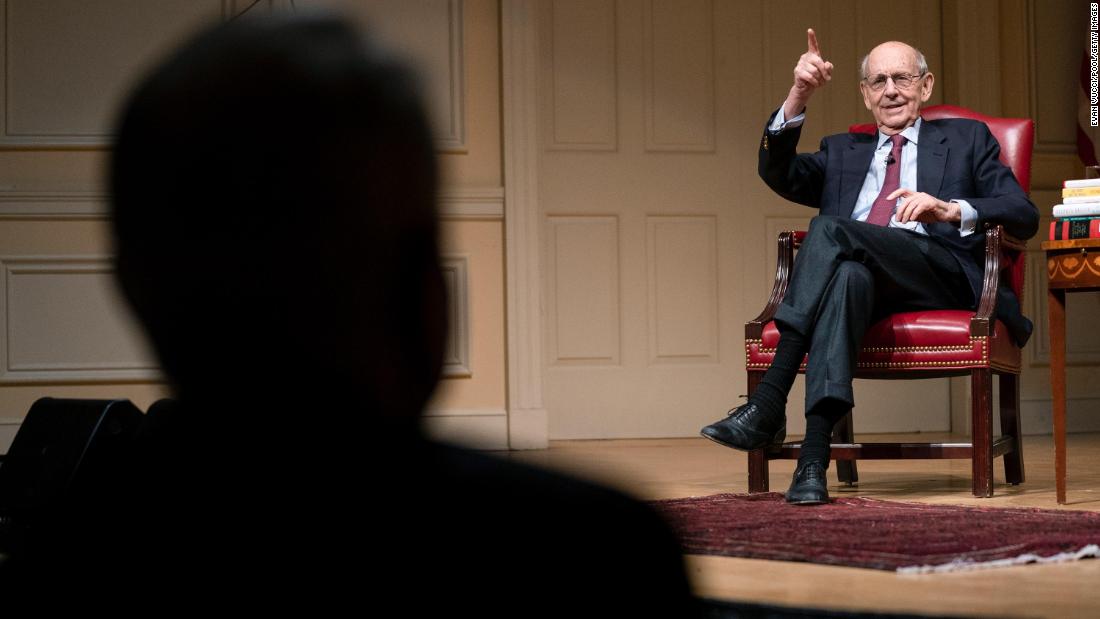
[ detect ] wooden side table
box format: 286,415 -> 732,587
1043,237 -> 1100,504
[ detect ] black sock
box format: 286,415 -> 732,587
799,398 -> 850,468
749,329 -> 807,419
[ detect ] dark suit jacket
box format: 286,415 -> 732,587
758,110 -> 1039,345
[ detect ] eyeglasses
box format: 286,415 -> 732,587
862,72 -> 925,92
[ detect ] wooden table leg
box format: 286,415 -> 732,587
1047,287 -> 1067,504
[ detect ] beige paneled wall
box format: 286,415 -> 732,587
0,0 -> 228,147
426,218 -> 508,448
0,219 -> 170,449
0,0 -> 225,441
0,0 -> 1088,450
439,0 -> 503,188
431,0 -> 508,447
0,1 -> 509,450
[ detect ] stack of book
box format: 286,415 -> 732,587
1051,178 -> 1100,240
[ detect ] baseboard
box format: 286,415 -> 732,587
1021,397 -> 1100,435
948,389 -> 1100,438
506,406 -> 548,450
421,408 -> 509,450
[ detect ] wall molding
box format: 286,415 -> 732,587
0,190 -> 108,219
0,0 -> 464,150
544,0 -> 617,151
545,215 -> 621,366
646,215 -> 718,364
440,254 -> 471,377
439,186 -> 504,220
642,0 -> 716,153
0,255 -> 160,383
943,0 -> 1003,117
0,0 -> 230,147
1020,397 -> 1100,435
439,0 -> 467,152
1023,0 -> 1077,155
0,187 -> 503,221
502,0 -> 549,449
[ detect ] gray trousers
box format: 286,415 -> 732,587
772,216 -> 973,413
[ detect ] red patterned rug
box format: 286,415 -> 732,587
650,493 -> 1100,573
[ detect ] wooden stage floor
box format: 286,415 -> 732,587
508,432 -> 1100,618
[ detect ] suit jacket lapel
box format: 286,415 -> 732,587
838,134 -> 875,217
917,120 -> 948,196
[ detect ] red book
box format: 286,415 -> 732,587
1049,218 -> 1100,240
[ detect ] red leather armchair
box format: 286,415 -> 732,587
745,105 -> 1032,498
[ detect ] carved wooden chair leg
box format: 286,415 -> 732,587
999,372 -> 1025,485
971,368 -> 994,498
748,448 -> 769,493
744,372 -> 770,492
833,409 -> 858,486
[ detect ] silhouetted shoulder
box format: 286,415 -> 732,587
394,441 -> 698,615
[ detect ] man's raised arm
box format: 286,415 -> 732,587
782,28 -> 833,120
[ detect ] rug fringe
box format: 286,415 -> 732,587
897,544 -> 1100,575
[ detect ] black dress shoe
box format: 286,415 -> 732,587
699,402 -> 785,451
785,461 -> 829,505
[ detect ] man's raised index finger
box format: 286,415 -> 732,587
807,28 -> 820,54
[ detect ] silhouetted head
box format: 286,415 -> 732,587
111,14 -> 445,426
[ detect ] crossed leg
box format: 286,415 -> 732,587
703,215 -> 974,503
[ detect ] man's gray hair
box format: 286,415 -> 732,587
859,44 -> 929,80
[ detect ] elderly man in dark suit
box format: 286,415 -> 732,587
701,30 -> 1037,504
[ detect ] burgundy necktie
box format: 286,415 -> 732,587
866,134 -> 907,226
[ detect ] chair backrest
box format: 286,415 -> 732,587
848,104 -> 1034,303
848,104 -> 1034,193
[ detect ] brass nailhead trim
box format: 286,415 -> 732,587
745,337 -> 990,369
861,344 -> 973,353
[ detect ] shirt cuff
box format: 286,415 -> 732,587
953,200 -> 978,237
768,105 -> 806,134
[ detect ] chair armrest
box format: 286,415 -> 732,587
748,226 -> 1021,339
746,230 -> 801,339
1001,231 -> 1026,252
970,224 -> 1005,336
